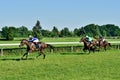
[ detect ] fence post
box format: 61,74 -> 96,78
50,48 -> 54,53
0,48 -> 3,56
71,46 -> 73,52
118,44 -> 120,50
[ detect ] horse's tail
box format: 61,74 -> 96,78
47,44 -> 54,49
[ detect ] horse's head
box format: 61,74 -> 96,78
80,37 -> 86,42
19,39 -> 28,47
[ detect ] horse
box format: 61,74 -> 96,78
80,37 -> 98,53
96,38 -> 111,51
19,39 -> 54,60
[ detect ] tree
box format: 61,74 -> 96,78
79,27 -> 86,36
84,24 -> 101,37
51,26 -> 59,37
1,26 -> 9,38
19,26 -> 28,37
100,24 -> 120,36
73,28 -> 79,36
32,20 -> 42,40
74,27 -> 86,37
60,27 -> 72,37
8,26 -> 16,37
41,29 -> 51,37
1,26 -> 14,40
6,27 -> 14,40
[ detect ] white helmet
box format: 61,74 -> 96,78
86,35 -> 88,38
29,35 -> 32,38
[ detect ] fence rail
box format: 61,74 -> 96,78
0,42 -> 81,46
0,41 -> 120,46
0,42 -> 120,56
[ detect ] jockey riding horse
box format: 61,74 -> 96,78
80,37 -> 97,53
96,36 -> 111,51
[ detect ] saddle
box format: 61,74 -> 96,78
33,42 -> 41,48
90,41 -> 93,47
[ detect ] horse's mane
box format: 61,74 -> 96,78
21,39 -> 45,45
21,39 -> 28,41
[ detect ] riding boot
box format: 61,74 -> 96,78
36,43 -> 39,48
34,42 -> 38,48
36,44 -> 39,48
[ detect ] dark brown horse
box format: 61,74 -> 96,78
19,39 -> 53,59
80,37 -> 98,53
96,38 -> 111,51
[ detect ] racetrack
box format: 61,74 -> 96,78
0,50 -> 120,80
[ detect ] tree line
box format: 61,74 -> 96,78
0,20 -> 120,40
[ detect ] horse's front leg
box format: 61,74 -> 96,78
104,46 -> 107,51
25,52 -> 29,60
88,45 -> 91,53
21,52 -> 27,59
83,47 -> 86,52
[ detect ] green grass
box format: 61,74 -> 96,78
0,50 -> 120,80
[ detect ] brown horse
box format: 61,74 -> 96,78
80,37 -> 98,53
96,38 -> 111,51
19,39 -> 53,60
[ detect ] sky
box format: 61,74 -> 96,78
0,0 -> 120,31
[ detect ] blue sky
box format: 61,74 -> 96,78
0,0 -> 120,31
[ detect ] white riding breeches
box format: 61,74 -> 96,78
33,39 -> 39,42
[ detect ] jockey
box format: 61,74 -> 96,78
29,35 -> 39,42
86,35 -> 92,42
28,35 -> 39,48
86,35 -> 92,44
99,35 -> 105,42
29,35 -> 33,42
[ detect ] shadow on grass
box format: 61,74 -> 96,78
0,58 -> 34,61
60,52 -> 90,55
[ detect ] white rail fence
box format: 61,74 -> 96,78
0,41 -> 120,56
0,41 -> 120,46
0,42 -> 81,46
0,42 -> 80,56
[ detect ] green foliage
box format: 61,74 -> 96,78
100,24 -> 120,36
73,24 -> 120,38
73,27 -> 86,37
51,26 -> 59,37
1,26 -> 9,38
6,27 -> 14,40
1,26 -> 29,39
60,27 -> 72,37
32,20 -> 42,40
18,26 -> 29,37
1,22 -> 120,38
41,29 -> 51,37
83,24 -> 101,37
